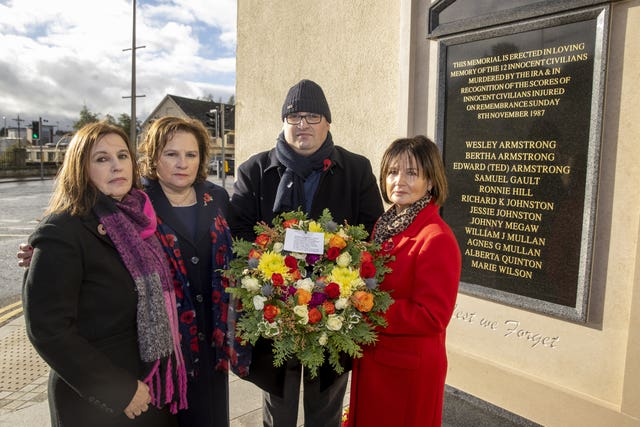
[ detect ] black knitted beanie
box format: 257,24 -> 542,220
281,79 -> 332,123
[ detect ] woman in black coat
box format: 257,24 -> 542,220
23,122 -> 183,427
138,116 -> 247,427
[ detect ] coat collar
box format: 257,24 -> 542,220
144,179 -> 215,246
380,201 -> 440,253
80,213 -> 115,248
264,142 -> 344,174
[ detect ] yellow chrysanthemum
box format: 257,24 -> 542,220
308,221 -> 324,233
257,251 -> 288,280
329,266 -> 361,297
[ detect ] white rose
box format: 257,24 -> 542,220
326,315 -> 343,331
272,242 -> 284,253
296,278 -> 314,292
291,252 -> 307,260
293,305 -> 309,324
318,332 -> 328,346
334,297 -> 349,310
253,295 -> 267,310
241,276 -> 261,292
336,252 -> 352,267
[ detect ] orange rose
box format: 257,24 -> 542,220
329,234 -> 347,250
248,249 -> 262,259
322,301 -> 336,315
360,251 -> 373,263
255,233 -> 270,248
296,288 -> 312,305
308,307 -> 322,324
352,291 -> 374,312
263,304 -> 280,322
283,219 -> 299,228
290,269 -> 302,281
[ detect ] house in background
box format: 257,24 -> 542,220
142,94 -> 235,172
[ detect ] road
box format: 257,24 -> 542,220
0,179 -> 53,308
0,176 -> 233,315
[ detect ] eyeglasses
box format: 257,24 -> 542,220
285,113 -> 323,125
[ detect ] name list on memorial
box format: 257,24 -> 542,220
441,19 -> 597,308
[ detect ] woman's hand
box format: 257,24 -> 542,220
17,243 -> 33,268
123,380 -> 152,419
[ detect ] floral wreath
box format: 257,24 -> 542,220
224,209 -> 394,377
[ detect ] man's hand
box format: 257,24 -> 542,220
17,243 -> 33,268
123,380 -> 152,419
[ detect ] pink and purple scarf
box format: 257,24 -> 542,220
94,189 -> 187,413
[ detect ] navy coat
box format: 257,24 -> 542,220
144,179 -> 232,427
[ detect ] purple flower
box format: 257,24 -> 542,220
309,292 -> 327,307
261,284 -> 274,296
248,258 -> 259,269
305,254 -> 321,265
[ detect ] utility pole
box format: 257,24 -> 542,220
12,115 -> 23,147
220,103 -> 226,189
122,0 -> 145,153
39,117 -> 49,180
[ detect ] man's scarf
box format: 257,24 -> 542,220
94,189 -> 187,413
273,131 -> 335,213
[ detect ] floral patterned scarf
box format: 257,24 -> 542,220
373,195 -> 433,245
155,210 -> 251,377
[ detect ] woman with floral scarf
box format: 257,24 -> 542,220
138,116 -> 249,427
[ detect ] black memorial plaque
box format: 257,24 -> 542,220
438,8 -> 608,321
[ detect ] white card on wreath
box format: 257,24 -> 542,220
283,229 -> 325,254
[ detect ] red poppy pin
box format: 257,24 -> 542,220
323,159 -> 332,171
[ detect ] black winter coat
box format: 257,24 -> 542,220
229,145 -> 383,241
23,211 -> 176,427
228,144 -> 384,396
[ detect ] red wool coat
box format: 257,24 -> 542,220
348,201 -> 461,427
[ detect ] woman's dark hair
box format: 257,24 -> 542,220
379,135 -> 448,206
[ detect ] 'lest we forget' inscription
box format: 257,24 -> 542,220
439,11 -> 606,321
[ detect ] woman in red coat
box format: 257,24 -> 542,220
348,135 -> 461,427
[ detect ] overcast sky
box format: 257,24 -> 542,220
0,0 -> 236,131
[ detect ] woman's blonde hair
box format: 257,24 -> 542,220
46,121 -> 139,216
138,116 -> 212,183
379,135 -> 448,206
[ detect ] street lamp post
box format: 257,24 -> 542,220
219,103 -> 225,189
12,115 -> 23,148
39,117 -> 49,180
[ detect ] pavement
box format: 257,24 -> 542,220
0,313 -> 350,427
0,175 -> 325,427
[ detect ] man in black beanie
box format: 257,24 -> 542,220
228,79 -> 383,427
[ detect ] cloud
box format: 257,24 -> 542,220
0,0 -> 236,130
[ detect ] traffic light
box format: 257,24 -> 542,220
31,121 -> 40,140
205,109 -> 218,137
